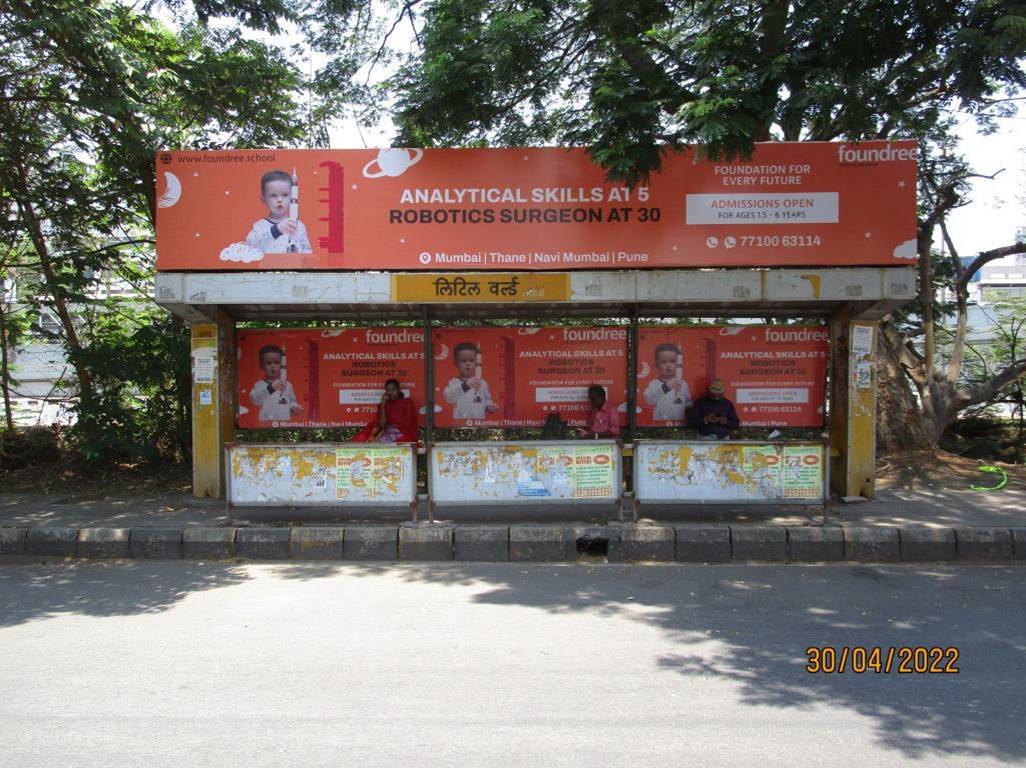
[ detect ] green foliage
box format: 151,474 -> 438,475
0,0 -> 324,466
69,308 -> 192,466
389,0 -> 1026,183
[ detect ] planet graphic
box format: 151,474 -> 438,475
363,148 -> 424,178
157,172 -> 181,208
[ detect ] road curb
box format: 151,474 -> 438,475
621,525 -> 675,562
2,524 -> 1024,564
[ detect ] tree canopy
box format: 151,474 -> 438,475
392,0 -> 1026,183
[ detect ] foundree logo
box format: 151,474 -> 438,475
838,143 -> 917,165
365,328 -> 423,345
764,327 -> 828,343
562,327 -> 628,342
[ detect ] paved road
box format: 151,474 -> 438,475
1,562 -> 1023,767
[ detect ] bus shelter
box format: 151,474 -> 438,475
153,143 -> 918,514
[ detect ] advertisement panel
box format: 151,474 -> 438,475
226,444 -> 416,505
637,325 -> 827,427
432,326 -> 628,428
237,328 -> 425,428
155,142 -> 917,271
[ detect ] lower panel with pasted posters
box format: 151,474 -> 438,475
227,443 -> 417,506
429,441 -> 621,504
633,440 -> 825,504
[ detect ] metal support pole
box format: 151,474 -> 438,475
626,305 -> 639,444
423,305 -> 434,445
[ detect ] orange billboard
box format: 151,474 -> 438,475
637,325 -> 828,427
237,328 -> 425,429
432,327 -> 628,428
155,142 -> 917,271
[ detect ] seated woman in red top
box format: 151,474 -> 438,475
576,384 -> 620,439
352,379 -> 419,444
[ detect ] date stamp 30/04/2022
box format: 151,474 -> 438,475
805,646 -> 960,674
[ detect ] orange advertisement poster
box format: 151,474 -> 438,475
237,328 -> 425,429
432,327 -> 628,428
155,142 -> 917,271
637,326 -> 828,427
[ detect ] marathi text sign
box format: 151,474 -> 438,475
432,326 -> 628,428
237,328 -> 425,428
155,142 -> 917,271
391,273 -> 570,302
637,325 -> 828,427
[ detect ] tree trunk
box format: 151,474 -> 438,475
876,320 -> 935,451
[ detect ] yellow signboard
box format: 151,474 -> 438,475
391,273 -> 570,302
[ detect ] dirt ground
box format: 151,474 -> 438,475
875,450 -> 1026,492
0,461 -> 192,499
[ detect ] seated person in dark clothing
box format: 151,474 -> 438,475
687,378 -> 739,439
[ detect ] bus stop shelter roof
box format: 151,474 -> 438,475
155,266 -> 915,323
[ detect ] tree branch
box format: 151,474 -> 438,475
956,242 -> 1026,295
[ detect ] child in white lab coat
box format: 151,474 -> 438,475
246,170 -> 312,254
643,342 -> 692,422
443,342 -> 500,420
249,344 -> 303,421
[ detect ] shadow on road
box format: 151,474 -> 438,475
1,559 -> 1022,762
273,561 -> 1026,762
0,561 -> 248,629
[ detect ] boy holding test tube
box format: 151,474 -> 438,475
443,342 -> 499,420
246,169 -> 312,254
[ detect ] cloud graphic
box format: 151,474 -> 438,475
157,172 -> 181,208
517,328 -> 542,335
320,330 -> 345,337
719,326 -> 745,336
893,239 -> 918,260
238,405 -> 249,416
219,243 -> 264,263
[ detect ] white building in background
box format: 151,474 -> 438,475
973,253 -> 1026,304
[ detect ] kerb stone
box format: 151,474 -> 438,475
183,527 -> 236,560
399,525 -> 453,561
290,528 -> 343,560
78,528 -> 130,559
235,528 -> 291,560
26,528 -> 80,557
621,526 -> 674,562
676,526 -> 731,562
843,526 -> 900,562
510,526 -> 565,562
129,528 -> 183,559
900,527 -> 956,562
956,528 -> 1013,561
453,527 -> 508,562
0,528 -> 27,555
730,526 -> 787,562
787,526 -> 844,562
1012,528 -> 1026,562
343,526 -> 398,561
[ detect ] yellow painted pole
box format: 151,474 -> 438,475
190,312 -> 236,497
828,310 -> 878,499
